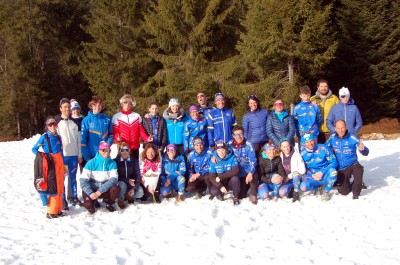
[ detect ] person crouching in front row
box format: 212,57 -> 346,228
80,141 -> 120,214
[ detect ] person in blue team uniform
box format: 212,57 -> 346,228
228,126 -> 258,204
326,87 -> 363,135
186,137 -> 213,198
326,120 -> 369,199
300,134 -> 338,201
196,92 -> 213,118
160,144 -> 186,202
163,98 -> 189,155
81,97 -> 113,162
293,86 -> 322,147
242,94 -> 269,154
257,142 -> 287,201
184,105 -> 208,155
208,140 -> 240,205
207,93 -> 237,148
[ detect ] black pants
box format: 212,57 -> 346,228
186,174 -> 208,194
238,172 -> 258,199
82,184 -> 120,210
337,163 -> 364,197
209,175 -> 240,198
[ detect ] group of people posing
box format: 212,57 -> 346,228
32,79 -> 368,219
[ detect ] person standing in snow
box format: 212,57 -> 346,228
142,102 -> 167,153
163,98 -> 189,155
326,120 -> 369,199
112,94 -> 153,160
80,141 -> 120,214
184,105 -> 208,155
208,140 -> 241,205
278,139 -> 306,202
81,96 -> 113,162
32,117 -> 66,219
196,92 -> 213,118
293,85 -> 322,147
300,134 -> 338,201
70,99 -> 85,173
310,79 -> 339,143
257,141 -> 287,201
207,93 -> 237,148
326,87 -> 363,135
55,98 -> 83,210
242,94 -> 269,154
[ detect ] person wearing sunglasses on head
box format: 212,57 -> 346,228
326,87 -> 363,135
54,98 -> 83,210
160,144 -> 187,202
32,117 -> 67,219
80,141 -> 121,214
112,94 -> 153,160
207,92 -> 237,149
81,96 -> 114,163
242,94 -> 269,154
114,142 -> 141,209
228,126 -> 259,204
266,98 -> 296,148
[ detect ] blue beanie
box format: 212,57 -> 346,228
301,134 -> 315,144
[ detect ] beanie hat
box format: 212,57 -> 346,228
166,144 -> 177,152
70,99 -> 81,111
263,141 -> 276,151
188,105 -> 199,113
98,141 -> 111,150
301,133 -> 315,144
215,140 -> 227,150
214,92 -> 225,101
339,87 -> 350,98
168,98 -> 180,107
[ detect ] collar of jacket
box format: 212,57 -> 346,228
121,109 -> 132,115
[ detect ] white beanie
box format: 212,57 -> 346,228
70,99 -> 81,111
339,87 -> 350,98
168,98 -> 180,107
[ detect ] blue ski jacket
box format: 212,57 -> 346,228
184,116 -> 208,151
228,140 -> 257,178
300,143 -> 338,175
326,131 -> 369,170
326,98 -> 363,134
242,109 -> 269,144
293,101 -> 322,138
207,107 -> 237,147
266,110 -> 296,147
187,148 -> 213,177
81,111 -> 113,161
161,154 -> 186,182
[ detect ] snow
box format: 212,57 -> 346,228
1,136 -> 400,265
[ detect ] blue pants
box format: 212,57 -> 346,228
279,180 -> 293,197
63,156 -> 78,199
160,175 -> 186,196
258,182 -> 281,199
300,168 -> 337,192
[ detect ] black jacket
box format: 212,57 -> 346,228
114,155 -> 140,191
257,154 -> 287,184
142,115 -> 167,150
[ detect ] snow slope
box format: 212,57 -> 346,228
0,136 -> 399,265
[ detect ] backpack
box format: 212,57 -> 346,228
33,134 -> 57,194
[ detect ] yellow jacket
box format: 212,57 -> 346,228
310,90 -> 339,133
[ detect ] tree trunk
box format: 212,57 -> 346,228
288,57 -> 294,84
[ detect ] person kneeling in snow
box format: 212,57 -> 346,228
161,144 -> 187,202
300,134 -> 338,201
257,141 -> 287,201
80,141 -> 120,214
208,141 -> 240,205
326,120 -> 369,199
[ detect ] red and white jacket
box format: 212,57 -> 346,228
112,110 -> 149,150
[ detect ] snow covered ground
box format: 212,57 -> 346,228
0,136 -> 399,265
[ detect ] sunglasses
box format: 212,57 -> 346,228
248,94 -> 257,99
123,101 -> 133,105
340,95 -> 348,98
233,133 -> 243,137
101,149 -> 111,153
120,149 -> 129,153
47,122 -> 57,127
274,103 -> 284,107
167,148 -> 176,152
